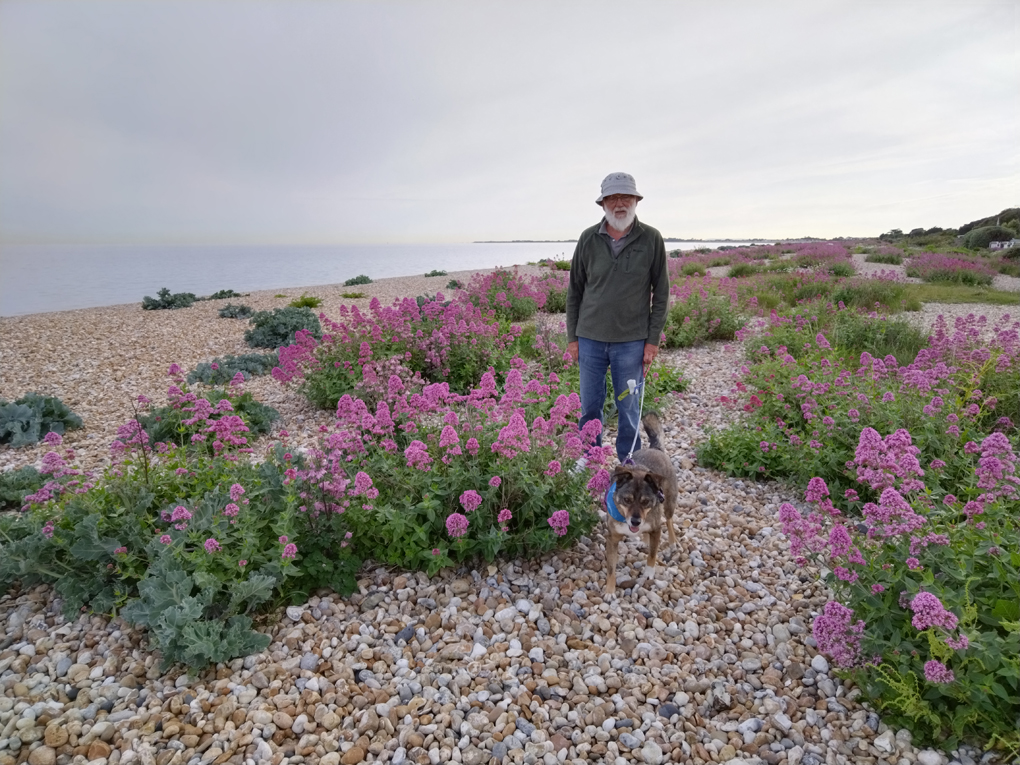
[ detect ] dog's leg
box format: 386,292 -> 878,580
646,526 -> 662,579
605,530 -> 620,596
665,496 -> 678,547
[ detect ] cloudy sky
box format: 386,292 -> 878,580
0,0 -> 1017,244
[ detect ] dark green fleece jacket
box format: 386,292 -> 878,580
566,218 -> 670,346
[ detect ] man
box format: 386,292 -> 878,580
566,172 -> 670,462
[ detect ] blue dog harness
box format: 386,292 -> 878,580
605,480 -> 627,523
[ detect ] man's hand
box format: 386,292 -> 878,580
567,341 -> 579,364
643,343 -> 658,375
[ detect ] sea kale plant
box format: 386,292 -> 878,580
0,372 -> 359,670
700,310 -> 1020,752
244,306 -> 322,349
218,303 -> 254,319
186,352 -> 279,385
0,393 -> 84,447
142,288 -> 198,310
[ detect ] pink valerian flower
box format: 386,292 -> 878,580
404,440 -> 433,471
945,634 -> 969,650
491,412 -> 531,458
547,509 -> 570,536
844,489 -> 859,502
813,601 -> 865,669
279,535 -> 289,544
41,522 -> 55,539
923,660 -> 955,684
488,475 -> 501,488
438,425 -> 460,448
815,332 -> 831,350
497,508 -> 512,524
910,592 -> 959,632
159,534 -> 172,545
871,584 -> 885,594
446,512 -> 469,538
587,468 -> 612,499
238,559 -> 248,568
545,460 -> 562,476
167,363 -> 182,377
229,483 -> 245,501
223,503 -> 240,517
465,438 -> 480,457
42,431 -> 63,446
805,477 -> 830,503
281,543 -> 298,559
432,548 -> 440,556
459,490 -> 483,513
579,418 -> 603,446
778,503 -> 827,560
353,471 -> 374,495
204,538 -> 221,553
905,557 -> 921,570
114,546 -> 127,555
847,409 -> 860,422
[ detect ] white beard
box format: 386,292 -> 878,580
603,205 -> 636,234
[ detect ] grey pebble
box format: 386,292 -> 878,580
619,732 -> 642,749
299,652 -> 318,671
396,624 -> 415,643
515,719 -> 535,737
491,741 -> 508,761
657,703 -> 679,719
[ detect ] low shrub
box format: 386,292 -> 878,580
865,253 -> 904,265
680,262 -> 706,277
142,288 -> 197,311
0,465 -> 45,511
661,290 -> 743,348
288,294 -> 322,309
341,291 -> 366,299
830,279 -> 917,312
905,253 -> 996,287
536,272 -> 568,314
245,307 -> 322,349
727,263 -> 758,278
962,225 -> 1015,250
208,289 -> 244,300
135,370 -> 279,452
0,393 -> 84,448
218,303 -> 254,319
462,268 -> 545,322
186,352 -> 279,386
424,269 -> 447,277
829,262 -> 856,278
344,275 -> 373,286
445,280 -> 463,291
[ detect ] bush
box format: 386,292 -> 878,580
135,373 -> 278,452
905,253 -> 996,287
208,289 -> 244,300
218,303 -> 254,319
288,294 -> 323,309
341,291 -> 366,299
186,352 -> 279,385
344,275 -> 373,286
963,225 -> 1015,250
828,262 -> 856,277
462,268 -> 545,322
273,297 -> 524,409
424,269 -> 447,277
830,279 -> 916,312
0,465 -> 45,511
727,263 -> 759,278
865,253 -> 904,265
446,280 -> 463,291
0,426 -> 359,670
142,288 -> 197,311
537,272 -> 568,314
245,307 -> 322,349
0,393 -> 84,448
661,290 -> 743,348
680,262 -> 707,277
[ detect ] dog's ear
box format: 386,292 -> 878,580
643,473 -> 664,495
612,465 -> 634,482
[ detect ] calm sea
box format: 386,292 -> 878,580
0,241 -> 756,317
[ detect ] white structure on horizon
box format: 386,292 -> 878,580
990,238 -> 1020,250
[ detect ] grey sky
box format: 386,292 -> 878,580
1,0 -> 1017,243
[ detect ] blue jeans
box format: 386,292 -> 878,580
577,338 -> 645,462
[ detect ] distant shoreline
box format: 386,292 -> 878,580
473,238 -> 800,244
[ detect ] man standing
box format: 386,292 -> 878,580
566,172 -> 670,462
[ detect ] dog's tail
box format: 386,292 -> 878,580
641,412 -> 666,452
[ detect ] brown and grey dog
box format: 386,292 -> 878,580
604,412 -> 678,595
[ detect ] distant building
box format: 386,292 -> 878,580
990,239 -> 1020,250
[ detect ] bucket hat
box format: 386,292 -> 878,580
596,172 -> 643,205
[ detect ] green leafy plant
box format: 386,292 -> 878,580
142,288 -> 198,311
344,275 -> 373,286
424,269 -> 447,277
661,290 -> 743,348
865,253 -> 904,265
245,307 -> 322,349
274,294 -> 287,298
218,303 -> 254,319
829,262 -> 856,278
0,465 -> 45,511
341,291 -> 366,299
0,393 -> 84,447
680,262 -> 707,277
208,289 -> 244,300
186,352 -> 279,385
446,280 -> 463,290
288,294 -> 323,309
727,262 -> 759,278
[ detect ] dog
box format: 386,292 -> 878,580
603,412 -> 678,595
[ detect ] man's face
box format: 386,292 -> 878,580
602,194 -> 638,230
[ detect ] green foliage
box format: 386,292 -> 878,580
208,289 -> 244,300
288,294 -> 323,309
828,262 -> 856,278
445,280 -> 463,290
963,226 -> 1015,250
344,275 -> 373,286
958,208 -> 1020,236
865,253 -> 904,265
903,283 -> 1020,306
274,294 -> 287,298
727,263 -> 759,278
661,291 -> 743,348
136,385 -> 278,450
142,288 -> 198,311
830,280 -> 918,312
0,466 -> 45,511
424,269 -> 447,277
245,307 -> 322,349
0,393 -> 83,448
464,269 -> 541,322
186,352 -> 279,385
0,433 -> 359,670
680,262 -> 706,277
218,303 -> 254,319
341,291 -> 366,299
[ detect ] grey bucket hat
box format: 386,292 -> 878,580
596,172 -> 643,205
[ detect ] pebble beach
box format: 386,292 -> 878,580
0,266 -> 1013,765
